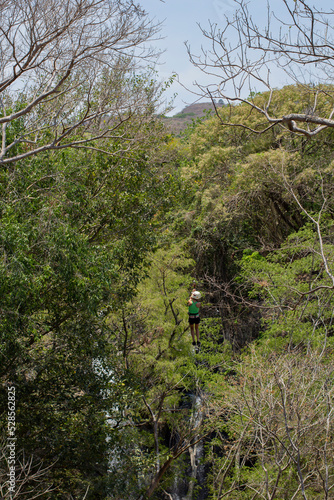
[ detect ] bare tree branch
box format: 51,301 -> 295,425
188,0 -> 334,138
0,0 -> 162,164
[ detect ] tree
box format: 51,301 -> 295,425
173,73 -> 334,351
198,137 -> 334,498
207,346 -> 334,500
105,245 -> 232,499
0,0 -> 160,164
0,111 -> 182,497
187,0 -> 334,138
0,443 -> 56,500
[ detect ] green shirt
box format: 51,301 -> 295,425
188,300 -> 200,315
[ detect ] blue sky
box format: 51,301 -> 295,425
139,0 -> 334,115
140,0 -> 237,114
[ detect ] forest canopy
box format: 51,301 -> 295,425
1,1 -> 334,499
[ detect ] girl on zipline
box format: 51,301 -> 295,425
188,289 -> 202,350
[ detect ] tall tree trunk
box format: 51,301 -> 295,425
144,457 -> 174,498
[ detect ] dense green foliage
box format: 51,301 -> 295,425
171,85 -> 334,499
0,103 -> 184,497
1,82 -> 334,499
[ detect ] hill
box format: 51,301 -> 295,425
162,101 -> 223,134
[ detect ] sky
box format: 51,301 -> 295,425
139,0 -> 334,116
140,0 -> 237,114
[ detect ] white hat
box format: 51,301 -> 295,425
191,291 -> 201,300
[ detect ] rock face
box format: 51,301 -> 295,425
169,394 -> 209,500
163,101 -> 223,134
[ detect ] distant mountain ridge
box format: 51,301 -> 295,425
163,101 -> 223,134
